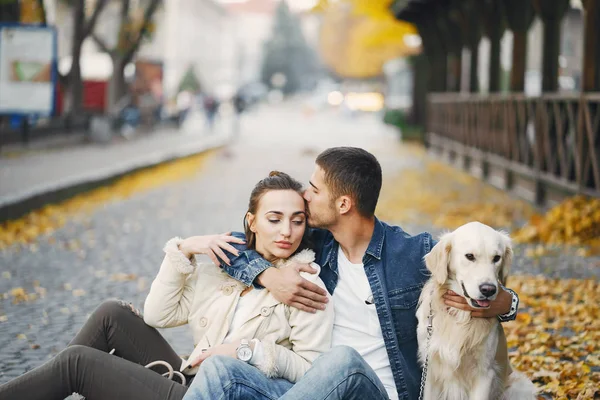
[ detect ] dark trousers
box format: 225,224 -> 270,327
0,300 -> 189,400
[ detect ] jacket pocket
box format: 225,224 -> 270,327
388,285 -> 422,343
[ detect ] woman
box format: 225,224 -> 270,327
0,171 -> 333,400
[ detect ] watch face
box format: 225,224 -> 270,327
238,347 -> 252,362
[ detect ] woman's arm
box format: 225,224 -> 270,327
254,264 -> 334,383
144,234 -> 246,327
143,237 -> 198,328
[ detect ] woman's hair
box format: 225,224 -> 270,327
244,171 -> 312,253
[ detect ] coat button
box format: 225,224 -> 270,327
199,317 -> 208,327
222,286 -> 233,296
260,307 -> 271,317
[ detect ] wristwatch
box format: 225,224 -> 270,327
236,339 -> 253,362
497,286 -> 519,322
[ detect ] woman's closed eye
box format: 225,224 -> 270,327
268,219 -> 304,225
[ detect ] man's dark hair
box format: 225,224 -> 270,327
316,147 -> 382,217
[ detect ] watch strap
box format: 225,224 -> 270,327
498,286 -> 519,322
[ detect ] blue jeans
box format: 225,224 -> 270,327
183,346 -> 389,400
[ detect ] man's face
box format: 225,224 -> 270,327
304,165 -> 338,228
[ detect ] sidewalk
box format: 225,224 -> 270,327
0,110 -> 232,222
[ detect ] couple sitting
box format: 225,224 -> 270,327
0,147 -> 519,400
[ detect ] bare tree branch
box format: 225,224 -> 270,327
120,0 -> 131,25
91,32 -> 113,56
82,0 -> 109,38
123,0 -> 161,64
58,71 -> 68,86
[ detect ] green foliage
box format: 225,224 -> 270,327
178,66 -> 201,93
383,108 -> 406,127
383,108 -> 424,142
260,0 -> 318,94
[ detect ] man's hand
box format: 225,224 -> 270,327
178,232 -> 246,266
258,264 -> 328,313
443,286 -> 512,318
190,342 -> 240,368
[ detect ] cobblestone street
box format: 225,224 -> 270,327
0,103 -> 413,383
0,103 -> 598,396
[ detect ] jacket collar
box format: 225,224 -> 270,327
325,240 -> 338,273
365,217 -> 385,261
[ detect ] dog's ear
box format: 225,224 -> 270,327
424,233 -> 452,285
497,230 -> 513,284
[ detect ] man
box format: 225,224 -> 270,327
203,94 -> 220,132
186,147 -> 519,400
232,92 -> 246,137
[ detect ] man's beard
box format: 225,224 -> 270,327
309,204 -> 336,228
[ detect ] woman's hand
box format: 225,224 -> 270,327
443,286 -> 512,318
190,341 -> 244,367
179,233 -> 246,266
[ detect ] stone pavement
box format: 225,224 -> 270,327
0,103 -> 410,386
0,102 -> 596,395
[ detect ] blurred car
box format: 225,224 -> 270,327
344,92 -> 385,112
237,82 -> 268,108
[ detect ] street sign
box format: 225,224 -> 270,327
0,24 -> 57,116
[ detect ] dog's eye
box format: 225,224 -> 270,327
465,254 -> 475,261
493,255 -> 501,263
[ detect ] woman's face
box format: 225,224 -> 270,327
247,189 -> 307,262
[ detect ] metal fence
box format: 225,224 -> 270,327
427,92 -> 600,204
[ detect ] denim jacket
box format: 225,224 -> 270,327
222,218 -> 517,400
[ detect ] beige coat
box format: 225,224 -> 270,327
143,237 -> 334,383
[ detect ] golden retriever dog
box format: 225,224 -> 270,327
416,222 -> 536,400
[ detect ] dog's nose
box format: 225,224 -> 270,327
479,284 -> 497,297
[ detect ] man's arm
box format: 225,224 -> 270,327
216,231 -> 329,313
218,232 -> 272,287
442,286 -> 518,321
496,284 -> 519,322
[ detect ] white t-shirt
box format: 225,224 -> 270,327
332,250 -> 398,400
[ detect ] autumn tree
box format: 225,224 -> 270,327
313,0 -> 419,78
91,0 -> 161,109
61,0 -> 109,116
260,0 -> 317,94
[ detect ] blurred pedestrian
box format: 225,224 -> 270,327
203,94 -> 220,132
176,90 -> 193,127
232,92 -> 246,136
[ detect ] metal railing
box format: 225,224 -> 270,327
427,92 -> 600,203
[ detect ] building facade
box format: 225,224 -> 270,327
49,0 -> 233,102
